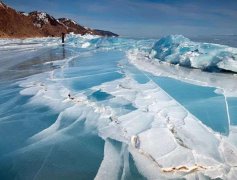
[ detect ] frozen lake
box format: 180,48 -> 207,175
0,35 -> 237,179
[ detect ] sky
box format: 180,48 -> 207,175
4,0 -> 237,38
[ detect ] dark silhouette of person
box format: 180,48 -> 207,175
62,33 -> 65,43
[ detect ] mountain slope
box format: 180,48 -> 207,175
0,2 -> 43,38
58,18 -> 88,35
0,1 -> 118,38
27,11 -> 67,37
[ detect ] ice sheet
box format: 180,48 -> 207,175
1,35 -> 237,180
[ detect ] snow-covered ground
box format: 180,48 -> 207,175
0,35 -> 237,180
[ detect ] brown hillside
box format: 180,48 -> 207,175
0,2 -> 43,38
0,1 -> 118,38
28,11 -> 67,37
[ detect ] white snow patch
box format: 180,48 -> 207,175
81,42 -> 91,48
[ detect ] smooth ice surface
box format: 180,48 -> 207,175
0,34 -> 237,180
150,76 -> 229,134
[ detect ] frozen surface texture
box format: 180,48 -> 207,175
0,35 -> 237,180
151,35 -> 237,73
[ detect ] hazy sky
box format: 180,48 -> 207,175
4,0 -> 237,37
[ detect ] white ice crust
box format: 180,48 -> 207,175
8,34 -> 237,179
151,35 -> 237,73
19,72 -> 237,179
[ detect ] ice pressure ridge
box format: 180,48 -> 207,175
19,64 -> 237,179
2,34 -> 237,179
19,74 -> 237,179
151,35 -> 237,73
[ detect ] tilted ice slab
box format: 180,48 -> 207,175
151,35 -> 237,73
128,49 -> 237,97
93,77 -> 237,179
19,70 -> 237,179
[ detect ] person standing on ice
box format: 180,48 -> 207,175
62,33 -> 65,43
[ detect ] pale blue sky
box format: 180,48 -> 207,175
4,0 -> 237,37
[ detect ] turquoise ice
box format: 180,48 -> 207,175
151,35 -> 237,72
0,34 -> 237,179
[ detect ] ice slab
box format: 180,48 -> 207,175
151,35 -> 237,73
